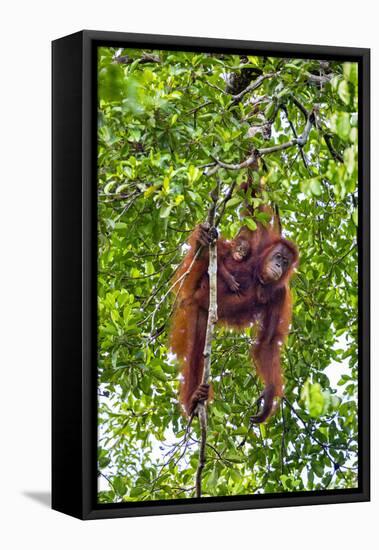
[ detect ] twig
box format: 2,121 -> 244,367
205,80 -> 227,95
215,180 -> 238,226
323,133 -> 344,163
280,104 -> 311,174
113,192 -> 140,222
188,100 -> 213,115
150,415 -> 194,491
283,397 -> 339,470
148,247 -> 202,333
99,471 -> 117,494
324,243 -> 356,279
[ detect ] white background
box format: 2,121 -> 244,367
0,1 -> 376,548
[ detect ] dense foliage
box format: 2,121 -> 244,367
97,47 -> 358,503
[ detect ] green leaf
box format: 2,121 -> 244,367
264,101 -> 276,120
338,80 -> 350,105
301,380 -> 325,418
188,165 -> 201,185
344,146 -> 356,175
112,476 -> 127,496
280,475 -> 292,490
226,196 -> 243,209
145,261 -> 155,275
224,453 -> 244,463
160,205 -> 173,218
207,467 -> 218,491
301,178 -> 321,196
343,62 -> 358,85
331,112 -> 351,141
310,179 -> 322,196
244,218 -> 257,231
313,462 -> 325,478
150,365 -> 166,382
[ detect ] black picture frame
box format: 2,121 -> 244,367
52,30 -> 370,520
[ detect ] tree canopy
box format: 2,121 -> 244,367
97,47 -> 358,503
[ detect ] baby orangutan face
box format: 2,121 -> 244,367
260,243 -> 294,283
231,238 -> 250,262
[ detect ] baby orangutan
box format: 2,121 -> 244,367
218,235 -> 252,294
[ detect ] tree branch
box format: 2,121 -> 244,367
195,182 -> 219,498
195,407 -> 208,497
206,72 -> 278,105
215,180 -> 238,227
280,104 -> 311,174
114,52 -> 161,64
205,109 -> 316,176
207,151 -> 259,175
323,133 -> 344,163
306,72 -> 333,84
230,72 -> 278,103
289,94 -> 308,120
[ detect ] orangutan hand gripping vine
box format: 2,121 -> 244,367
169,209 -> 298,422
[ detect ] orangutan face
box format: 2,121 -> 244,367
231,238 -> 250,262
260,243 -> 294,283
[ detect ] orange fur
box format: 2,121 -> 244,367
170,212 -> 298,421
